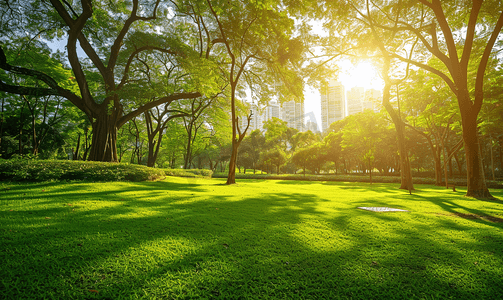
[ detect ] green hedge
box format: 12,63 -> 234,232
212,172 -> 503,188
164,168 -> 213,178
0,159 -> 212,182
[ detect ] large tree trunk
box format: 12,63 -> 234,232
461,110 -> 491,198
147,133 -> 163,168
88,111 -> 118,162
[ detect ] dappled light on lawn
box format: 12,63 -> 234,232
1,178 -> 502,298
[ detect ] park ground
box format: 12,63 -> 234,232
1,177 -> 503,299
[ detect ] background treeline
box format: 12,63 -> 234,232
1,65 -> 503,183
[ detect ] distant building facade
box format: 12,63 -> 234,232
320,80 -> 346,132
346,86 -> 365,116
281,100 -> 305,132
240,99 -> 321,134
240,103 -> 262,132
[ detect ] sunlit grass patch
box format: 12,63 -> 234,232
1,178 -> 502,299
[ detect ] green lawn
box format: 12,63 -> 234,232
1,178 -> 502,299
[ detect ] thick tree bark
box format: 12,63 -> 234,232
88,110 -> 118,162
460,107 -> 491,198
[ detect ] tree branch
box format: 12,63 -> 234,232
117,91 -> 201,128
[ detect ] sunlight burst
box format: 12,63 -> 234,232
339,60 -> 383,91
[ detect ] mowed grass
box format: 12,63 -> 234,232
1,178 -> 503,299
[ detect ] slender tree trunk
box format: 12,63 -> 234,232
499,137 -> 503,175
0,97 -> 4,152
489,136 -> 495,181
443,144 -> 449,189
227,142 -> 238,184
18,102 -> 25,156
24,98 -> 39,156
184,122 -> 193,169
82,127 -> 90,161
369,158 -> 373,185
434,147 -> 442,185
454,152 -> 463,176
74,133 -> 81,160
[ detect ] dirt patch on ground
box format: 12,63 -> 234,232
431,212 -> 503,223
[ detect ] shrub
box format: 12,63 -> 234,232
163,168 -> 213,178
0,159 -> 165,182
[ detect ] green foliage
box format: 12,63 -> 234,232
163,168 -> 213,178
0,159 -> 212,182
263,117 -> 289,148
0,159 -> 165,182
260,146 -> 288,174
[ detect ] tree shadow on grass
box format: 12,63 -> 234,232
1,179 -> 503,299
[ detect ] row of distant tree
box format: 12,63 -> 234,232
5,83 -> 501,189
1,51 -> 502,182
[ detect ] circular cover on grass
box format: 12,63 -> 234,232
358,207 -> 409,212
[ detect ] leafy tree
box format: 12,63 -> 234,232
185,0 -> 305,184
323,131 -> 342,174
322,0 -> 503,198
263,117 -> 289,150
239,129 -> 265,174
144,103 -> 188,168
0,0 -> 219,162
342,110 -> 388,183
292,130 -> 318,152
402,70 -> 463,185
291,142 -> 324,175
159,120 -> 186,168
479,61 -> 503,179
261,146 -> 287,175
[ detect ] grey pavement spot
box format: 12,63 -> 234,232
358,207 -> 409,212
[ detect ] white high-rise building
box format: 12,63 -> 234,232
295,102 -> 305,132
281,100 -> 305,132
240,103 -> 263,132
346,87 -> 365,116
320,80 -> 345,132
282,101 -> 296,129
264,100 -> 281,122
